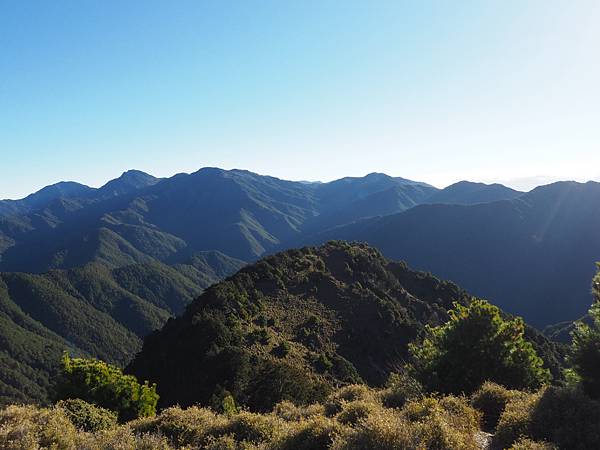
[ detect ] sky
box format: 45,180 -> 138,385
1,1 -> 599,199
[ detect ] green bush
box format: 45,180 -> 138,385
410,299 -> 551,394
528,386 -> 600,450
471,381 -> 520,431
55,353 -> 158,422
57,398 -> 118,432
570,267 -> 600,399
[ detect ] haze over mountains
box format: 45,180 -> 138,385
0,166 -> 598,404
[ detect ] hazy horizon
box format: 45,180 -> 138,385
2,165 -> 599,201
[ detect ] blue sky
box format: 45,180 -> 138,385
1,1 -> 599,198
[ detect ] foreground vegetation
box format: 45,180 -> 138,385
1,246 -> 599,448
2,380 -> 599,449
128,242 -> 564,411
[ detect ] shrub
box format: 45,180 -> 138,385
335,395 -> 480,450
75,426 -> 174,449
57,398 -> 118,432
276,416 -> 345,450
131,406 -> 225,446
471,381 -> 520,431
336,400 -> 379,425
0,404 -> 77,449
508,438 -> 557,450
273,400 -> 325,421
495,385 -> 600,450
380,372 -> 423,408
332,409 -> 414,450
528,386 -> 600,450
55,354 -> 159,422
410,299 -> 551,394
494,390 -> 542,449
216,411 -> 287,444
569,269 -> 600,399
324,384 -> 374,416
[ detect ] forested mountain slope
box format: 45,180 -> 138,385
307,181 -> 600,326
0,252 -> 244,406
0,169 -> 439,271
128,241 -> 563,411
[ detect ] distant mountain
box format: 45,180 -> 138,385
307,173 -> 436,231
0,168 -> 436,270
0,182 -> 93,217
97,169 -> 160,197
128,242 -> 563,411
307,181 -> 600,327
0,251 -> 244,406
425,180 -> 523,205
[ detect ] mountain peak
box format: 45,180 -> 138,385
99,170 -> 160,195
21,181 -> 93,207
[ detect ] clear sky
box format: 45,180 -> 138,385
1,1 -> 599,199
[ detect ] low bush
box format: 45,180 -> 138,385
57,398 -> 118,432
55,354 -> 158,422
528,386 -> 600,450
380,372 -> 423,408
494,389 -> 542,449
324,384 -> 374,416
273,400 -> 325,421
0,404 -> 77,449
216,411 -> 287,444
276,416 -> 345,450
131,406 -> 226,446
332,409 -> 414,450
336,400 -> 379,425
507,438 -> 557,450
470,381 -> 520,431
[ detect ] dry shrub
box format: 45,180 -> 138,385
332,409 -> 414,450
131,406 -> 225,445
470,382 -> 521,432
324,385 -> 375,416
275,415 -> 346,450
507,438 -> 557,450
215,411 -> 288,444
380,372 -> 423,408
203,434 -> 260,450
335,400 -> 379,425
0,404 -> 77,450
75,426 -> 173,450
273,400 -> 325,421
402,396 -> 480,450
494,389 -> 543,449
334,396 -> 480,450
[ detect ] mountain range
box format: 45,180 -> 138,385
0,166 -> 597,404
0,169 -> 520,272
307,180 -> 600,326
